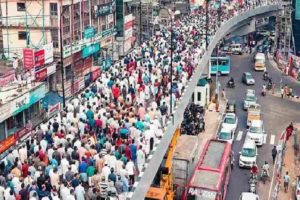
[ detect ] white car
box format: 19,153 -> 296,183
247,120 -> 266,146
239,192 -> 260,200
239,139 -> 257,168
222,113 -> 238,133
217,126 -> 234,143
244,90 -> 257,110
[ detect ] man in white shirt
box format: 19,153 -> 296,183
74,183 -> 85,200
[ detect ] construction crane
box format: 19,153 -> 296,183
145,128 -> 181,200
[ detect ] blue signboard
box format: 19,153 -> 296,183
83,27 -> 95,39
296,0 -> 300,20
82,44 -> 100,58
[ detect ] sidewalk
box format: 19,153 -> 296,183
197,99 -> 226,155
267,90 -> 300,103
276,124 -> 300,200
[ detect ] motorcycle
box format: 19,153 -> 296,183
249,174 -> 257,193
227,80 -> 235,88
263,72 -> 269,81
261,89 -> 266,96
266,81 -> 272,90
260,169 -> 268,184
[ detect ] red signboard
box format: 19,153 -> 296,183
0,135 -> 16,154
48,103 -> 61,116
23,48 -> 35,70
124,20 -> 133,30
71,81 -> 80,95
91,68 -> 101,82
35,67 -> 47,81
35,49 -> 45,67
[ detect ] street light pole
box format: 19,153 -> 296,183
170,12 -> 173,116
59,6 -> 68,108
139,0 -> 142,45
205,0 -> 209,50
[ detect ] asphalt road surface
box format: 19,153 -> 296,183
222,54 -> 300,200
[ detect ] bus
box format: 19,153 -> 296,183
210,56 -> 231,75
183,140 -> 232,200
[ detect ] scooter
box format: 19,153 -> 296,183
261,89 -> 266,96
249,174 -> 257,193
227,80 -> 235,88
260,169 -> 268,184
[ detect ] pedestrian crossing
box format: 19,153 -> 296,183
234,131 -> 278,145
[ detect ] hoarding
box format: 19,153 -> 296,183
82,43 -> 100,58
296,0 -> 300,20
84,27 -> 95,39
43,43 -> 54,64
95,1 -> 115,17
23,48 -> 35,70
35,49 -> 45,68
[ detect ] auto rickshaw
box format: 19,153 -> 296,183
226,100 -> 236,113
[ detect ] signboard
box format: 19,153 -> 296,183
23,48 -> 35,69
124,37 -> 132,53
47,64 -> 56,76
0,135 -> 16,154
35,49 -> 45,68
124,14 -> 133,40
95,1 -> 115,17
84,27 -> 95,39
91,67 -> 101,81
0,104 -> 12,123
296,0 -> 300,20
35,67 -> 47,81
82,43 -> 100,58
43,43 -> 54,64
48,102 -> 61,116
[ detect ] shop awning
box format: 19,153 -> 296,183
42,91 -> 63,108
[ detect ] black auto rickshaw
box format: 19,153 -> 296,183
226,100 -> 236,113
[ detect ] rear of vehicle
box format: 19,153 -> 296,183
246,120 -> 265,146
244,94 -> 257,110
217,127 -> 234,144
210,56 -> 231,75
239,192 -> 260,200
247,104 -> 261,127
231,43 -> 243,55
242,72 -> 255,85
173,135 -> 200,199
239,139 -> 257,168
183,140 -> 232,200
254,53 -> 266,71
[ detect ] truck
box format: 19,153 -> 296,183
247,104 -> 261,127
183,140 -> 232,200
172,135 -> 201,199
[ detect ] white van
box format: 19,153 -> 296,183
239,139 -> 257,168
231,43 -> 243,55
247,120 -> 266,146
254,53 -> 266,71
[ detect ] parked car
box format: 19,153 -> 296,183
222,113 -> 238,133
246,120 -> 266,146
244,89 -> 257,110
239,139 -> 257,168
242,72 -> 255,85
239,192 -> 260,200
217,126 -> 234,144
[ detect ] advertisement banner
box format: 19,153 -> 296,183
0,135 -> 16,154
43,43 -> 54,64
82,43 -> 100,58
83,56 -> 93,71
47,64 -> 56,76
0,73 -> 15,87
84,27 -> 95,39
0,103 -> 12,123
35,49 -> 45,68
35,68 -> 47,81
95,1 -> 115,17
23,48 -> 35,70
124,37 -> 132,53
12,93 -> 30,115
48,102 -> 61,116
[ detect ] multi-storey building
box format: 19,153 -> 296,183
0,0 -> 117,155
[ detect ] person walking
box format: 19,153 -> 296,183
281,87 -> 284,99
271,146 -> 277,164
283,171 -> 290,193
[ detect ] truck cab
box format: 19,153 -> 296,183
146,187 -> 167,200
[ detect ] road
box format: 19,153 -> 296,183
223,54 -> 300,200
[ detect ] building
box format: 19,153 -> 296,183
0,0 -> 117,155
115,0 -> 135,57
292,0 -> 300,55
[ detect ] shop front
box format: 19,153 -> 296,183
0,83 -> 47,151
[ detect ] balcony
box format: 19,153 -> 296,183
1,16 -> 53,29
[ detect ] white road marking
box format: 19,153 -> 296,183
236,131 -> 243,141
269,135 -> 276,145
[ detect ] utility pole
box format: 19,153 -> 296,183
205,0 -> 209,50
139,0 -> 142,45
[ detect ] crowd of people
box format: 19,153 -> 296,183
0,0 -> 271,199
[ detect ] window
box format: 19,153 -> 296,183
50,30 -> 59,48
18,31 -> 27,40
17,2 -> 26,11
197,92 -> 201,101
50,3 -> 58,16
65,65 -> 73,80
